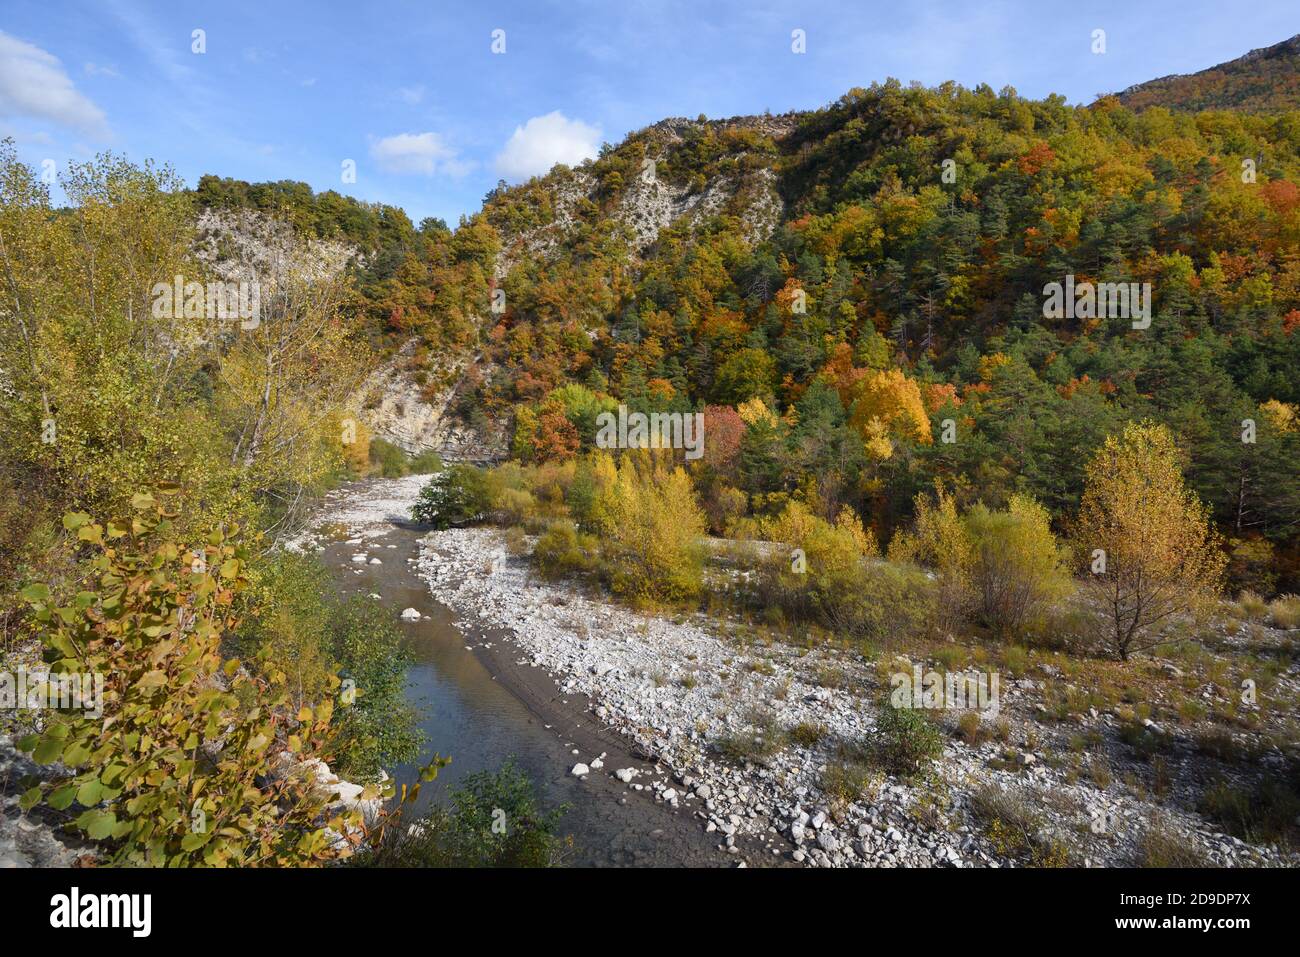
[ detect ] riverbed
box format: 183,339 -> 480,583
301,476 -> 737,867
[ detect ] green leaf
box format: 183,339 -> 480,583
62,512 -> 91,531
32,734 -> 65,765
18,582 -> 50,604
76,778 -> 105,807
78,809 -> 117,840
19,787 -> 42,811
49,632 -> 79,658
62,741 -> 91,767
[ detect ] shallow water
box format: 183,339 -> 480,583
320,520 -> 728,867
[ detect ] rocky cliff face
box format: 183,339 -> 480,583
494,114 -> 792,279
193,207 -> 358,283
191,209 -> 505,462
359,341 -> 507,462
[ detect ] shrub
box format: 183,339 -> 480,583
588,452 -> 706,603
237,555 -> 423,783
412,465 -> 491,528
408,449 -> 444,474
788,720 -> 826,749
702,483 -> 748,535
873,699 -> 943,776
533,519 -> 596,578
821,744 -> 877,809
758,499 -> 877,625
827,561 -> 938,646
964,494 -> 1072,638
339,417 -> 373,476
494,486 -> 538,526
565,460 -> 598,525
1199,777 -> 1300,849
716,709 -> 786,765
328,598 -> 424,782
237,552 -> 335,710
969,784 -> 1072,867
956,710 -> 986,745
17,495 -> 360,866
357,760 -> 568,867
1269,595 -> 1300,630
1136,818 -> 1214,867
368,437 -> 410,478
1236,589 -> 1269,622
888,484 -> 973,632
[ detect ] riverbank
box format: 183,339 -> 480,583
302,476 -> 1298,869
295,476 -> 748,866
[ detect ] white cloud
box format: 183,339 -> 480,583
0,31 -> 109,138
495,111 -> 601,181
397,85 -> 425,105
370,131 -> 471,176
83,62 -> 120,79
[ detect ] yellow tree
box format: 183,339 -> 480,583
847,368 -> 932,461
1077,421 -> 1226,660
887,482 -> 973,631
0,143 -> 234,527
590,451 -> 705,603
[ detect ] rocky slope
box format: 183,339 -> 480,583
358,341 -> 507,462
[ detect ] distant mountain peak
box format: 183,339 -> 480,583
1114,33 -> 1300,113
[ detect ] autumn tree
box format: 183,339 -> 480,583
214,215 -> 372,535
588,451 -> 706,603
848,368 -> 932,461
1076,421 -> 1226,660
963,494 -> 1072,637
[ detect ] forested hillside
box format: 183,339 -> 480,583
386,79 -> 1300,591
1117,34 -> 1300,113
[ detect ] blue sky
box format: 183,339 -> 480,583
1,1 -> 1296,225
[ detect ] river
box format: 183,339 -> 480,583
314,481 -> 734,867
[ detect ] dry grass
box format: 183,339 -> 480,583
1269,595 -> 1300,630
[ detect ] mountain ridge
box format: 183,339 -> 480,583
1115,33 -> 1300,112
